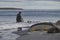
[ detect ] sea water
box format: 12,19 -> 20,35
0,11 -> 60,23
22,11 -> 60,22
0,11 -> 60,29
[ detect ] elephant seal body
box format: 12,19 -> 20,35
47,27 -> 60,33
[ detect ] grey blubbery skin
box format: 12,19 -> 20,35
29,22 -> 60,33
16,12 -> 23,23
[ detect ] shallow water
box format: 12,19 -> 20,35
0,28 -> 19,40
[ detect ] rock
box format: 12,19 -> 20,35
17,27 -> 22,31
27,21 -> 31,23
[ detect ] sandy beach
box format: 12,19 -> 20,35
0,26 -> 60,40
16,31 -> 60,40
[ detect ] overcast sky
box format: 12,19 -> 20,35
0,0 -> 60,9
0,0 -> 60,1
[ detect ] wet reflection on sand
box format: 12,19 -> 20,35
0,28 -> 19,40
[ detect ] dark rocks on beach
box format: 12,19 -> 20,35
27,21 -> 31,23
17,27 -> 22,31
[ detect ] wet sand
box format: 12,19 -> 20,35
0,25 -> 60,40
16,31 -> 60,40
0,28 -> 19,40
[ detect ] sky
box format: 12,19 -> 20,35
0,0 -> 60,1
0,0 -> 60,9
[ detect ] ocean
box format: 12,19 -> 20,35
0,11 -> 59,29
22,11 -> 60,22
0,11 -> 60,23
